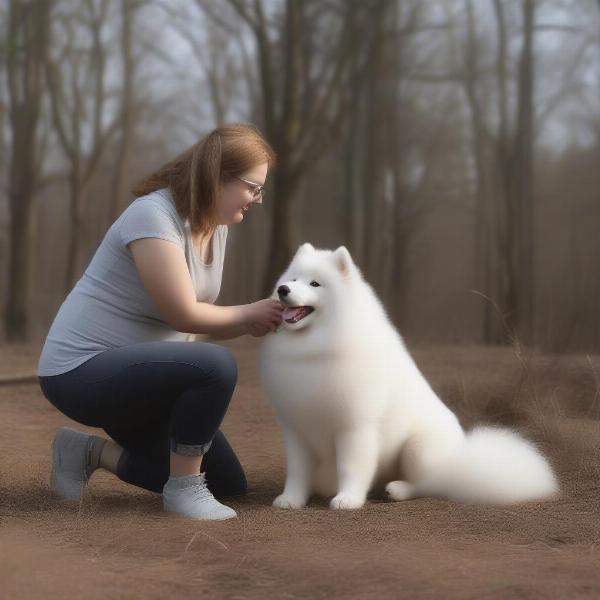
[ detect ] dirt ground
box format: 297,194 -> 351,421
1,337 -> 599,599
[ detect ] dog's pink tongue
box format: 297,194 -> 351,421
283,307 -> 304,321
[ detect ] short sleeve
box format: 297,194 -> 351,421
119,198 -> 185,249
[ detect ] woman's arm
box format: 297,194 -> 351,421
129,238 -> 248,335
205,323 -> 248,341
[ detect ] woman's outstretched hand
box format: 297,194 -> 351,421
242,299 -> 284,337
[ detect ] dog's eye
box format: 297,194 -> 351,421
310,281 -> 320,287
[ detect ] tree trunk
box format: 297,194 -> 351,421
5,0 -> 50,341
261,166 -> 300,294
343,43 -> 366,264
362,1 -> 387,284
492,0 -> 516,344
463,0 -> 491,343
110,0 -> 136,222
513,0 -> 536,344
261,0 -> 302,294
64,170 -> 84,292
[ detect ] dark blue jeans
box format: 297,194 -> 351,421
38,341 -> 247,497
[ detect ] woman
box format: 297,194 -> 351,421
37,123 -> 283,521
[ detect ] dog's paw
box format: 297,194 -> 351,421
273,494 -> 306,509
329,493 -> 365,510
385,480 -> 415,501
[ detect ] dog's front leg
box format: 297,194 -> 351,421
273,426 -> 313,509
330,427 -> 378,510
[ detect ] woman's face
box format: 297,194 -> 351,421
217,162 -> 269,225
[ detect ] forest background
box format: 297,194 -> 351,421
2,0 -> 599,353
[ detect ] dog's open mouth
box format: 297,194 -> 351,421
283,306 -> 314,324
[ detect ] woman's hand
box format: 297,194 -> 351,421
242,299 -> 284,337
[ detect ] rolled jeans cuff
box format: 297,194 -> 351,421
170,439 -> 213,457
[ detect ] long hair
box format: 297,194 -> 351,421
131,123 -> 276,237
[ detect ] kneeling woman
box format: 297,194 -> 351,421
37,124 -> 283,520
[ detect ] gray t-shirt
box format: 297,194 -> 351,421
37,188 -> 228,376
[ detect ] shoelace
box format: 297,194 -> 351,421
187,474 -> 217,504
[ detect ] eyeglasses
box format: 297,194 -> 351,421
233,175 -> 265,200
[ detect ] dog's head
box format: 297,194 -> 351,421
272,243 -> 357,332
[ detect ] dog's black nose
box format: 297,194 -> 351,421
277,285 -> 290,297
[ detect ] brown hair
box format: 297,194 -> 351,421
131,123 -> 276,237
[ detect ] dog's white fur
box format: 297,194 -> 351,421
259,243 -> 559,510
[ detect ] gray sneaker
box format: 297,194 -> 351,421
163,473 -> 237,521
50,427 -> 96,502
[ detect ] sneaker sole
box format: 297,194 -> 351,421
164,508 -> 237,521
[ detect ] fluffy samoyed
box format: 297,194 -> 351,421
259,243 -> 559,510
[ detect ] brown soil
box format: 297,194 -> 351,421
1,338 -> 599,599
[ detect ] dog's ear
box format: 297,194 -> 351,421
297,242 -> 315,254
292,243 -> 315,259
333,246 -> 353,276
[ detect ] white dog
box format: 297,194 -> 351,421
259,244 -> 559,510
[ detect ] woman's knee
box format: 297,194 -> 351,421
204,344 -> 238,389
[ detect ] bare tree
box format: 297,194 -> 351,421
452,0 -> 536,344
200,0 -> 373,294
4,0 -> 50,341
45,0 -> 119,292
511,0 -> 536,344
460,0 -> 485,339
488,0 -> 536,345
165,1 -> 243,127
161,1 -> 262,304
342,0 -> 420,297
109,0 -> 139,222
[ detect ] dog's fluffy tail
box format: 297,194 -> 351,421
419,426 -> 559,504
